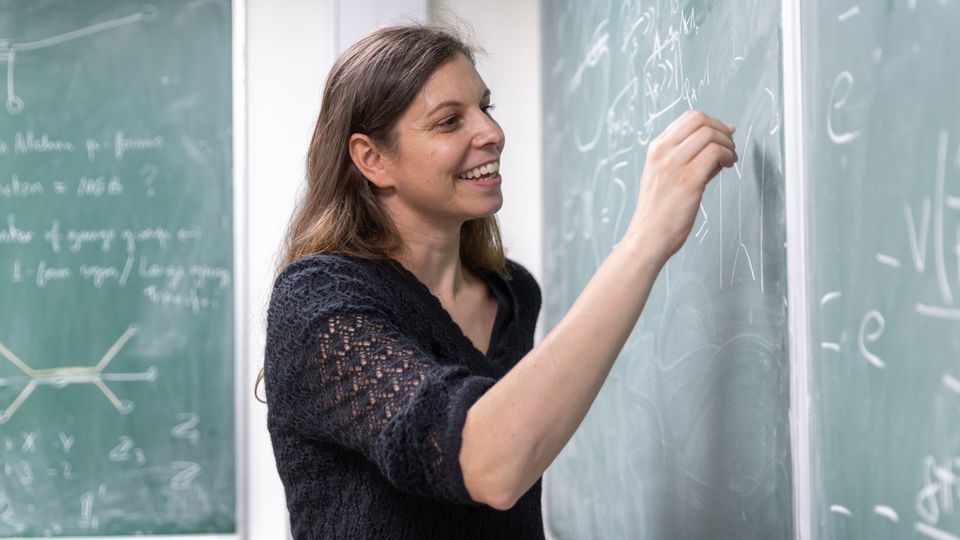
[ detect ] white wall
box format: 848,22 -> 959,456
336,0 -> 428,54
244,0 -> 543,536
245,0 -> 335,537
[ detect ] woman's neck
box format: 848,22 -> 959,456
393,224 -> 474,303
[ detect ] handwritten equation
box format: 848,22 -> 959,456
0,127 -> 232,312
0,417 -> 206,534
815,2 -> 960,539
543,1 -> 790,539
0,1 -> 235,534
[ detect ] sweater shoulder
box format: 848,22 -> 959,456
503,259 -> 541,308
267,253 -> 401,336
274,253 -> 394,302
276,252 -> 388,285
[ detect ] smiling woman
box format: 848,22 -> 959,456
260,22 -> 736,540
348,52 -> 506,234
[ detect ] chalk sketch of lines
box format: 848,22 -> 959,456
0,325 -> 157,423
0,5 -> 158,114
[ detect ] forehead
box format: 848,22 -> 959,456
408,54 -> 487,115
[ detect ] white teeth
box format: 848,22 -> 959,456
458,160 -> 499,180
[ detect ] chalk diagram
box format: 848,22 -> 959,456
0,325 -> 157,424
0,5 -> 158,115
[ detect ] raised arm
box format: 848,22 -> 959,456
460,110 -> 738,510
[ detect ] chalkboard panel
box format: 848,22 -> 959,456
803,2 -> 960,538
541,1 -> 791,538
0,0 -> 235,535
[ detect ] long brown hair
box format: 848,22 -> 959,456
256,25 -> 508,402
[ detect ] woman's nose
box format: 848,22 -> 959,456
473,111 -> 505,150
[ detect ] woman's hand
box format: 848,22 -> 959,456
626,110 -> 737,264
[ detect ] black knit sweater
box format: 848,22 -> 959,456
264,253 -> 544,539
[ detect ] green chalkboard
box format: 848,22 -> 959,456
0,0 -> 235,535
803,2 -> 960,538
541,1 -> 791,538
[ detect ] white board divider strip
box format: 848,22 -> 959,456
782,0 -> 812,539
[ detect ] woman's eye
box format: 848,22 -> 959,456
439,116 -> 459,128
437,104 -> 495,130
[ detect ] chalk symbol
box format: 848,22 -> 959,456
916,522 -> 960,540
838,6 -> 861,22
0,5 -> 158,114
830,503 -> 901,524
876,253 -> 902,269
819,292 -> 842,352
0,325 -> 156,423
830,504 -> 852,516
916,303 -> 960,322
874,505 -> 899,522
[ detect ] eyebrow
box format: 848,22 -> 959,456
427,89 -> 492,116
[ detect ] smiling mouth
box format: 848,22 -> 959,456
456,160 -> 500,180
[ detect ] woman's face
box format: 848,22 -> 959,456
380,53 -> 505,230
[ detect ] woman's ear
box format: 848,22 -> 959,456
348,133 -> 394,189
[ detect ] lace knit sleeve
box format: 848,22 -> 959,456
265,258 -> 495,505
